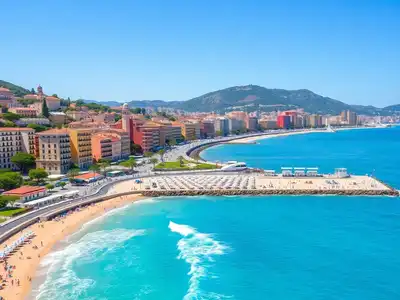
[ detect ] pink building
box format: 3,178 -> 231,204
0,87 -> 16,107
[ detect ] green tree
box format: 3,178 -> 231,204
30,88 -> 36,94
158,149 -> 166,162
119,158 -> 136,172
59,181 -> 67,189
27,123 -> 48,132
2,121 -> 16,127
169,139 -> 177,146
0,172 -> 23,190
67,168 -> 80,182
131,143 -> 143,154
144,152 -> 153,158
2,112 -> 21,121
42,99 -> 50,117
11,152 -> 36,173
141,108 -> 146,115
131,108 -> 142,114
177,155 -> 184,167
29,168 -> 48,183
0,195 -> 18,208
98,159 -> 111,175
150,157 -> 158,167
215,130 -> 223,137
45,184 -> 55,191
52,94 -> 58,98
89,164 -> 100,176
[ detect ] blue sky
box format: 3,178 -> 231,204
1,0 -> 399,106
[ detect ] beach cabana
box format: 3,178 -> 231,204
306,167 -> 319,177
264,170 -> 276,176
335,168 -> 349,178
294,168 -> 306,177
281,167 -> 293,177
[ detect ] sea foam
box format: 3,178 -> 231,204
34,228 -> 145,300
168,221 -> 231,299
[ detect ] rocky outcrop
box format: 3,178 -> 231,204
141,189 -> 399,197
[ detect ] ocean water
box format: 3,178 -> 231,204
31,127 -> 400,300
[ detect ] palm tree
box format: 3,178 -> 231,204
150,158 -> 158,167
97,159 -> 111,176
67,168 -> 80,183
119,158 -> 137,172
89,164 -> 100,176
177,155 -> 184,167
158,149 -> 166,163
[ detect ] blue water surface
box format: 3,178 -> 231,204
32,127 -> 400,300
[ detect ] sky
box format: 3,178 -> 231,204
1,0 -> 399,106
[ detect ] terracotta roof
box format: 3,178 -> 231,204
3,186 -> 46,195
45,96 -> 59,101
0,87 -> 11,92
10,107 -> 36,111
0,128 -> 34,132
37,129 -> 69,135
75,173 -> 102,180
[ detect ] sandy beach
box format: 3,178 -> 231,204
0,193 -> 144,300
226,129 -> 327,144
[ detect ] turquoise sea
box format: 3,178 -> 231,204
31,127 -> 400,300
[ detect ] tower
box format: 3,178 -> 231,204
37,85 -> 44,98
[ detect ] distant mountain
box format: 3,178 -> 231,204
82,100 -> 123,107
0,80 -> 31,97
382,104 -> 400,113
84,85 -> 399,116
2,80 -> 398,116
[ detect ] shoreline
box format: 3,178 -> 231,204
225,129 -> 327,144
195,126 -> 386,162
0,193 -> 145,300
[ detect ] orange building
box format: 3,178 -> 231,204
8,107 -> 37,117
91,133 -> 121,161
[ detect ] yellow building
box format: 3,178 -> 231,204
173,121 -> 200,140
68,128 -> 92,169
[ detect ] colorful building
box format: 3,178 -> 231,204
8,107 -> 37,117
36,129 -> 71,175
0,128 -> 35,170
277,115 -> 291,129
173,121 -> 200,140
68,128 -> 93,169
91,133 -> 122,161
3,186 -> 47,203
0,87 -> 16,108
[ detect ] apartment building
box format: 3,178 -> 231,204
214,118 -> 229,136
0,128 -> 35,170
68,128 -> 93,169
158,123 -> 182,145
174,121 -> 200,140
130,120 -> 161,152
92,133 -> 123,161
8,107 -> 37,117
36,129 -> 71,175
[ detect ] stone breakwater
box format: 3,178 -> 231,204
141,189 -> 399,197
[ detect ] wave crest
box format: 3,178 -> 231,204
35,228 -> 145,300
168,221 -> 231,299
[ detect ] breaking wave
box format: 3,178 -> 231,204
34,228 -> 145,300
168,221 -> 231,299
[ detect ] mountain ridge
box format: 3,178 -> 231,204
1,80 -> 398,115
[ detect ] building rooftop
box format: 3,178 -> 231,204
0,87 -> 11,92
3,186 -> 46,195
0,127 -> 35,132
49,112 -> 67,116
37,128 -> 69,135
74,173 -> 102,180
